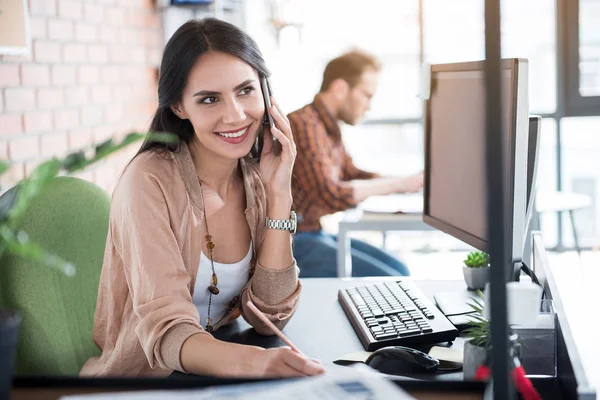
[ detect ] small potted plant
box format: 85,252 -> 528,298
463,251 -> 490,290
463,291 -> 490,379
463,291 -> 523,380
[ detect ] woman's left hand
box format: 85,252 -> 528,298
259,97 -> 296,202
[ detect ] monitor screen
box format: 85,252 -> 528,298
423,59 -> 529,266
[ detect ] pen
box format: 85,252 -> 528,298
245,300 -> 306,357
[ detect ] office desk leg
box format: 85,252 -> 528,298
337,227 -> 352,277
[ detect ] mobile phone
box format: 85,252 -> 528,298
260,77 -> 282,156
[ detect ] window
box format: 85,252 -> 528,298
578,0 -> 600,97
559,117 -> 600,247
562,0 -> 600,116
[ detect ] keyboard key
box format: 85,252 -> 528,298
399,329 -> 421,336
375,332 -> 398,340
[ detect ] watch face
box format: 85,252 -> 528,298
290,211 -> 297,234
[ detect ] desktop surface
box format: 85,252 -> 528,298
11,278 -> 568,400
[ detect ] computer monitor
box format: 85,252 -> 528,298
423,58 -> 529,281
525,116 -> 541,237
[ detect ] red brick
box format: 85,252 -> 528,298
29,17 -> 47,40
88,45 -> 108,63
91,85 -> 111,103
65,86 -> 89,106
75,23 -> 97,43
51,65 -> 77,86
0,141 -> 8,160
0,163 -> 25,187
5,89 -> 36,111
106,7 -> 126,25
40,131 -> 69,157
8,136 -> 40,159
147,48 -> 162,66
118,28 -> 137,46
0,114 -> 24,136
105,104 -> 123,122
82,105 -> 103,126
78,66 -> 100,84
33,41 -> 62,63
23,111 -> 53,133
48,19 -> 74,41
0,65 -> 20,87
109,45 -> 130,64
83,3 -> 105,23
29,0 -> 57,16
99,26 -> 118,44
141,0 -> 155,9
102,66 -> 121,83
72,169 -> 94,183
111,84 -> 132,99
68,128 -> 93,149
143,30 -> 160,47
126,11 -> 146,28
63,43 -> 87,63
58,0 -> 83,20
54,108 -> 80,130
131,48 -> 146,64
21,64 -> 51,86
93,162 -> 118,192
37,88 -> 65,109
93,124 -> 113,142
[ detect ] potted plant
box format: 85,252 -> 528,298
462,291 -> 490,379
0,132 -> 175,398
463,291 -> 523,380
463,251 -> 490,290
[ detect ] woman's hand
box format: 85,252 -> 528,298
259,97 -> 297,203
250,347 -> 326,378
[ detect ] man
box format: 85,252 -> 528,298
288,50 -> 423,278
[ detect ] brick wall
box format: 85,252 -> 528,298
0,0 -> 163,193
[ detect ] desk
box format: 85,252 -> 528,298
337,209 -> 434,277
11,279 -> 486,400
11,278 -> 577,400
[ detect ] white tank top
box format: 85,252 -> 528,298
193,242 -> 253,326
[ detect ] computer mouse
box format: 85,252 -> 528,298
365,346 -> 440,375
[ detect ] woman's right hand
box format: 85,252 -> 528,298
250,347 -> 326,378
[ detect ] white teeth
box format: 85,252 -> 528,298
217,127 -> 248,138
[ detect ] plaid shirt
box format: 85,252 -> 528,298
289,95 -> 376,232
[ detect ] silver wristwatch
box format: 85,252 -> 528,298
266,211 -> 297,234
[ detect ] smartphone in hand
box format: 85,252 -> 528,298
260,77 -> 282,156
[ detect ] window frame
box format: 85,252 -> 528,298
561,0 -> 600,117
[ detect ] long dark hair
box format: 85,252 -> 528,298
138,18 -> 271,156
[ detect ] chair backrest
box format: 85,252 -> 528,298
0,177 -> 110,376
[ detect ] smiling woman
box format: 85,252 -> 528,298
79,18 -> 322,379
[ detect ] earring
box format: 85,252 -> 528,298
263,114 -> 269,124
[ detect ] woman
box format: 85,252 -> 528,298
80,18 -> 324,378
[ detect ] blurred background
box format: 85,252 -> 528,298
1,0 -> 599,277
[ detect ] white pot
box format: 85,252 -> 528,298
462,265 -> 490,290
463,340 -> 488,380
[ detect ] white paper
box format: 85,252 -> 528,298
60,365 -> 414,400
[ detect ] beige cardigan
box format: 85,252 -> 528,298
80,143 -> 301,377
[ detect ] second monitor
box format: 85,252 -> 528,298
423,58 -> 530,281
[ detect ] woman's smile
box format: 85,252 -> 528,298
213,122 -> 254,144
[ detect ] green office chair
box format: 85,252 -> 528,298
0,177 -> 110,376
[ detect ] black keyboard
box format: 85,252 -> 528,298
338,280 -> 459,351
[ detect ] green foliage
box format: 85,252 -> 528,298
463,290 -> 491,348
464,251 -> 489,269
0,132 -> 178,276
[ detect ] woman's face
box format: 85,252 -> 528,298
174,51 -> 265,160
